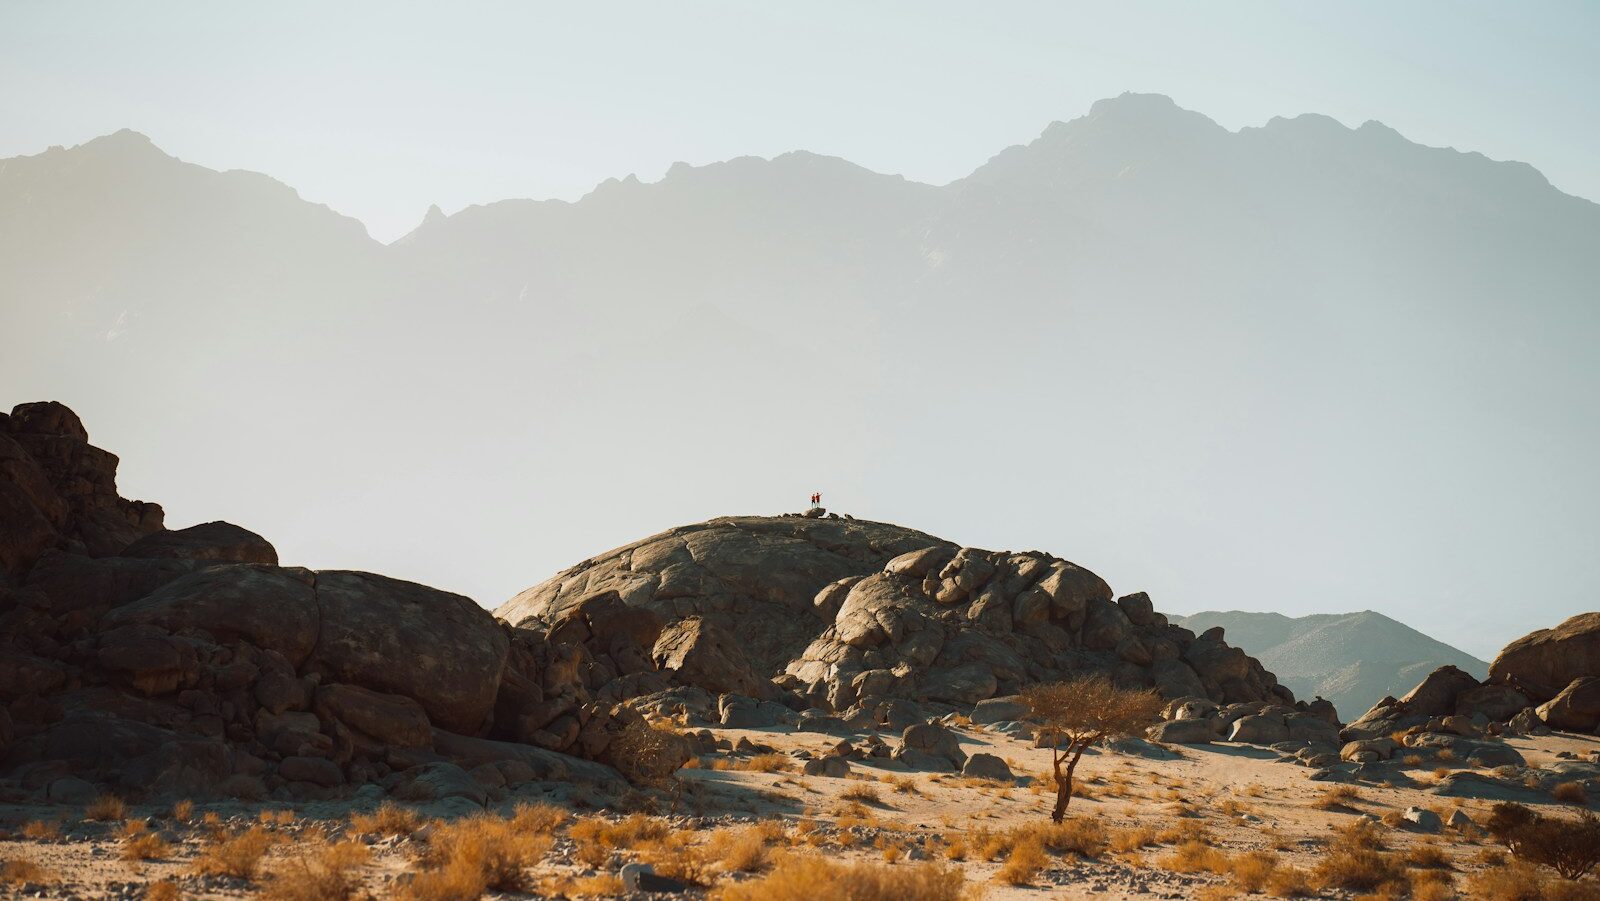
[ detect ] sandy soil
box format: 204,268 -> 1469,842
0,724 -> 1595,899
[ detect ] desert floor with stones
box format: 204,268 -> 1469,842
1,722 -> 1596,900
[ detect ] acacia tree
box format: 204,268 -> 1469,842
1019,675 -> 1164,823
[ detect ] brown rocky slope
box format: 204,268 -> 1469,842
0,402 -> 627,807
497,514 -> 1301,719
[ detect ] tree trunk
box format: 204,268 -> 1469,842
1051,744 -> 1086,823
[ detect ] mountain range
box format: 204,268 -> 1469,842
3,93 -> 1597,658
1170,610 -> 1490,720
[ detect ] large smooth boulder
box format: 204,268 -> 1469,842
308,571 -> 509,734
314,683 -> 433,749
652,616 -> 772,699
962,752 -> 1014,781
1454,684 -> 1530,722
896,722 -> 966,771
1148,718 -> 1216,744
1489,613 -> 1600,702
1230,714 -> 1289,744
102,565 -> 320,666
970,696 -> 1027,725
1397,665 -> 1481,717
121,521 -> 277,566
1536,677 -> 1600,733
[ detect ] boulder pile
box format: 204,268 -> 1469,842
0,402 -> 629,805
1344,613 -> 1600,741
498,520 -> 1296,717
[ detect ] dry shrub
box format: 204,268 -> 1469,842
1402,843 -> 1452,869
1333,818 -> 1388,851
193,826 -> 278,879
1408,869 -> 1455,901
122,828 -> 172,862
1402,754 -> 1425,767
1165,840 -> 1229,874
1311,846 -> 1403,892
1229,850 -> 1279,892
1466,860 -> 1554,901
510,801 -> 569,834
840,784 -> 882,805
349,802 -> 423,837
264,841 -> 371,901
739,754 -> 795,774
883,774 -> 921,795
1552,781 -> 1589,805
1312,785 -> 1364,810
1265,865 -> 1314,897
711,854 -> 969,901
0,857 -> 52,885
569,814 -> 672,868
996,839 -> 1047,885
405,815 -> 554,898
20,820 -> 61,841
146,881 -> 181,901
86,794 -> 127,821
1487,802 -> 1600,880
704,825 -> 771,874
172,799 -> 195,822
1109,825 -> 1158,853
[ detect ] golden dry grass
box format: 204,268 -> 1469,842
569,814 -> 672,868
263,841 -> 371,901
710,853 -> 971,901
85,794 -> 127,821
402,815 -> 554,899
1401,843 -> 1452,869
0,857 -> 52,885
171,800 -> 195,822
192,826 -> 278,880
995,839 -> 1047,885
146,880 -> 181,901
349,802 -> 424,837
121,826 -> 172,862
703,825 -> 773,874
1552,781 -> 1589,805
715,753 -> 794,774
840,784 -> 882,804
1311,785 -> 1363,810
19,820 -> 61,841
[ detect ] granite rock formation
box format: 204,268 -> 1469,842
497,519 -> 1296,717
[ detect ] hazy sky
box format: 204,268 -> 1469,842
4,1 -> 1597,241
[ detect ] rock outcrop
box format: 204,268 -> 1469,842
0,402 -> 627,804
498,518 -> 1295,715
1488,612 -> 1600,704
1346,613 -> 1600,740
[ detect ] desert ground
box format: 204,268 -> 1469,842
1,719 -> 1595,901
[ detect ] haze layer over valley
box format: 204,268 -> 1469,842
4,93 -> 1597,658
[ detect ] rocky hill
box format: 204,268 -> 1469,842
498,514 -> 1299,715
0,400 -> 1308,807
1169,610 -> 1487,720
